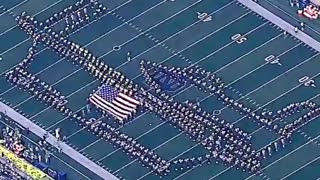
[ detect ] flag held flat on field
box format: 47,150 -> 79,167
89,84 -> 140,121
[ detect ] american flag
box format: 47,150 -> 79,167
89,84 -> 140,121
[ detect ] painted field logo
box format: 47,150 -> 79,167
150,68 -> 186,92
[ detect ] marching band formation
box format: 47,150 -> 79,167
3,0 -> 319,177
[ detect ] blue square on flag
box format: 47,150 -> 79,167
89,84 -> 140,121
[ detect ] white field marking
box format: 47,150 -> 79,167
0,0 -> 29,17
0,0 -> 65,37
0,0 -> 166,95
64,10 -> 265,146
264,0 -> 320,38
115,132 -> 183,173
244,134 -> 320,180
208,80 -> 320,180
180,91 -> 320,180
137,60 -> 320,180
21,1 -> 238,129
188,21 -> 269,67
85,20 -> 272,162
226,42 -> 302,86
78,138 -> 102,152
108,47 -> 318,175
8,0 -> 207,111
0,0 -> 204,96
279,155 -> 320,180
96,118 -> 169,161
0,118 -> 91,179
0,0 -> 134,72
214,33 -> 282,73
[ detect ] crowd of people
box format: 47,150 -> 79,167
11,0 -> 320,176
280,103 -> 320,137
11,11 -> 173,175
139,60 -> 316,172
0,120 -> 52,180
18,0 -> 107,42
0,158 -> 27,180
140,61 -> 263,172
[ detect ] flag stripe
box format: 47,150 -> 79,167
116,95 -> 137,109
89,84 -> 140,121
90,95 -> 125,120
89,95 -> 123,120
89,97 -> 122,120
93,94 -> 129,117
119,93 -> 140,105
113,98 -> 135,112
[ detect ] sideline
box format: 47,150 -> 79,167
0,101 -> 118,180
238,0 -> 320,52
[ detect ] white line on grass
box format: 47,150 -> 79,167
19,1 -> 238,130
0,118 -> 91,179
0,0 -> 29,17
0,0 -> 64,37
279,155 -> 320,180
137,58 -> 320,180
0,0 -> 134,70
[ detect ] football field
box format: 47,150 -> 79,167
0,0 -> 320,179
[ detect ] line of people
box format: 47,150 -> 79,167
15,11 -> 177,175
5,68 -> 69,116
17,11 -> 139,102
280,105 -> 320,138
14,4 -> 318,176
139,62 -> 262,173
0,158 -> 28,180
6,66 -> 171,175
0,122 -> 51,180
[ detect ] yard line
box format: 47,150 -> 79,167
189,21 -> 269,66
65,10 -> 264,149
79,138 -> 102,152
114,132 -> 183,173
262,0 -> 320,39
226,42 -> 302,86
0,0 -> 29,17
0,0 -> 64,37
137,58 -> 320,180
89,21 -> 271,162
208,78 -> 320,180
23,1 -> 237,129
245,134 -> 320,180
97,118 -> 170,161
214,33 -> 281,73
8,0 -> 206,109
0,1 -> 93,57
0,0 -> 134,74
181,91 -> 320,180
279,155 -> 320,180
238,0 -> 320,53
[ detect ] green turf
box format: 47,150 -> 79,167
1,0 -> 320,179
